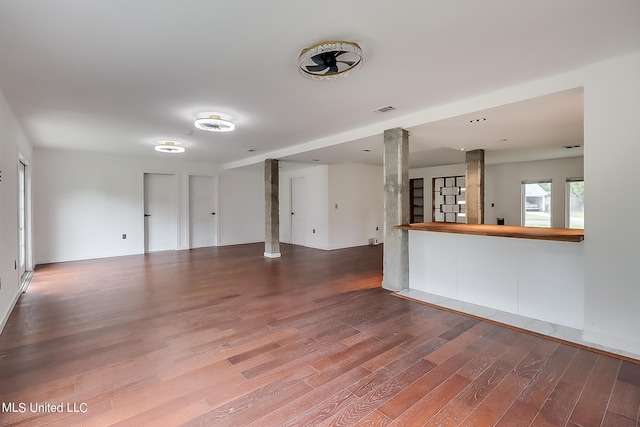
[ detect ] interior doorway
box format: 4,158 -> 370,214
189,175 -> 217,248
143,173 -> 178,252
290,177 -> 306,246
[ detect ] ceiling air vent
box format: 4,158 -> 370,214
374,105 -> 396,113
563,144 -> 583,149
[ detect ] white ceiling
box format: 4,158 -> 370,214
1,1 -> 639,169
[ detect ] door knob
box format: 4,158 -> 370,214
144,214 -> 151,217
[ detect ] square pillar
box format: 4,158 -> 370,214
264,159 -> 281,258
465,149 -> 485,224
383,128 -> 410,291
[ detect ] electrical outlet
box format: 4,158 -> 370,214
376,226 -> 379,231
312,229 -> 315,233
122,234 -> 127,239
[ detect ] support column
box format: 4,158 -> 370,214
383,128 -> 410,291
465,149 -> 485,224
264,158 -> 281,258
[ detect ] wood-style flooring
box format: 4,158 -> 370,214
0,243 -> 639,426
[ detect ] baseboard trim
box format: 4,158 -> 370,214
0,288 -> 22,336
264,252 -> 282,258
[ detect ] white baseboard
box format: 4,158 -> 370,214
264,252 -> 281,258
0,288 -> 22,336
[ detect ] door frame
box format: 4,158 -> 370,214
17,154 -> 33,291
290,176 -> 305,246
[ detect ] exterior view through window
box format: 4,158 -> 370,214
522,180 -> 552,227
567,179 -> 584,229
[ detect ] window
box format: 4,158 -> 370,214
566,178 -> 584,229
522,180 -> 552,227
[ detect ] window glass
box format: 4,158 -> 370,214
567,179 -> 584,229
522,181 -> 552,227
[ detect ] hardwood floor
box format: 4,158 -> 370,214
1,243 -> 639,426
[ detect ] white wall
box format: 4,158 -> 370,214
410,158 -> 583,227
217,166 -> 264,246
485,157 -> 583,227
583,51 -> 640,355
278,162 -> 384,250
33,148 -> 221,263
0,88 -> 33,332
328,163 -> 383,249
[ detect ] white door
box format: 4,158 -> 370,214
189,175 -> 217,248
290,177 -> 306,246
18,161 -> 26,280
144,173 -> 177,252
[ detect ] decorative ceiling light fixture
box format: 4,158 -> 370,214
155,141 -> 185,153
194,115 -> 235,132
298,41 -> 363,80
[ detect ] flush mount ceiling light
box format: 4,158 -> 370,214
298,41 -> 363,80
194,115 -> 235,132
155,141 -> 185,153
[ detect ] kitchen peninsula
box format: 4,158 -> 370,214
395,222 -> 585,345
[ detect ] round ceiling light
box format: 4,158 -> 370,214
155,141 -> 185,153
194,115 -> 235,132
298,41 -> 363,81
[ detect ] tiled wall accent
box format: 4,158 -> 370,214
433,176 -> 466,223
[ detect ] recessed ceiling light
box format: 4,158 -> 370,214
362,149 -> 371,152
298,41 -> 363,81
460,148 -> 465,151
469,118 -> 486,123
194,115 -> 235,132
247,149 -> 256,152
155,141 -> 185,153
312,159 -> 320,162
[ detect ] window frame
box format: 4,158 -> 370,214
521,179 -> 553,228
565,177 -> 584,229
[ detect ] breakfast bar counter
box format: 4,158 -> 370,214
395,222 -> 584,242
396,222 -> 585,331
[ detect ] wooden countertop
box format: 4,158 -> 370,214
395,222 -> 584,243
